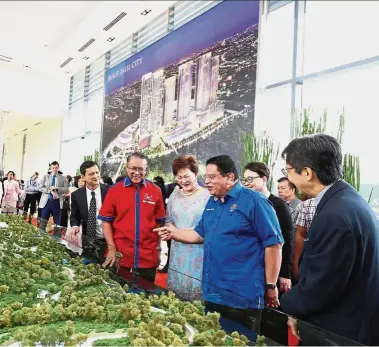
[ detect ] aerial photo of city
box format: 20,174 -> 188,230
101,15 -> 258,180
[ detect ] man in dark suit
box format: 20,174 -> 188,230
280,134 -> 379,346
66,161 -> 110,263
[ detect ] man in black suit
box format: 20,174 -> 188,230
280,134 -> 379,346
66,161 -> 110,263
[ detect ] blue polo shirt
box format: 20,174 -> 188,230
194,181 -> 283,309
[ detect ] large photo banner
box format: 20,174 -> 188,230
101,1 -> 259,180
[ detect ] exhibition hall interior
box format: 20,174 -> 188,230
1,0 -> 379,346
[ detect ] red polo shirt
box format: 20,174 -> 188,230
98,177 -> 165,268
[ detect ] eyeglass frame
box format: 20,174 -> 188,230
241,176 -> 261,184
126,166 -> 147,174
281,167 -> 295,177
204,173 -> 227,181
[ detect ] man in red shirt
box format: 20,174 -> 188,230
98,152 -> 165,282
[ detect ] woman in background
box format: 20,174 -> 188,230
242,162 -> 293,294
166,156 -> 209,300
1,171 -> 20,214
73,175 -> 85,189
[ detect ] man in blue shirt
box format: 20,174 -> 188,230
155,155 -> 283,327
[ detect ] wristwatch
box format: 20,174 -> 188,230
266,283 -> 277,290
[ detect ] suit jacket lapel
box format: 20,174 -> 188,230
80,187 -> 88,221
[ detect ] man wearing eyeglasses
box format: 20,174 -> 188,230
277,175 -> 301,231
98,152 -> 165,283
155,155 -> 283,332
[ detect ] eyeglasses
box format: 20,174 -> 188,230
127,166 -> 147,174
204,173 -> 225,181
281,167 -> 294,177
241,176 -> 261,185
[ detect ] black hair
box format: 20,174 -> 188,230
50,161 -> 59,167
244,162 -> 270,179
115,176 -> 126,183
126,152 -> 148,163
153,176 -> 165,186
6,171 -> 15,176
277,177 -> 296,190
80,161 -> 99,176
206,155 -> 239,180
282,134 -> 343,186
102,175 -> 114,185
73,175 -> 83,188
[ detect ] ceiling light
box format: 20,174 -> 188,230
23,65 -> 31,68
0,54 -> 12,60
103,12 -> 127,31
83,56 -> 90,60
64,71 -> 70,75
34,122 -> 41,126
107,37 -> 115,42
141,9 -> 152,16
60,57 -> 73,68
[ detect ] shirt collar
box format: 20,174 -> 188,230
213,181 -> 242,201
314,181 -> 337,207
86,185 -> 101,195
123,176 -> 146,187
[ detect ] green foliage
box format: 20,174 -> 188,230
292,107 -> 328,138
343,153 -> 360,192
255,335 -> 267,346
93,337 -> 131,346
293,108 -> 360,191
0,333 -> 10,345
84,149 -> 100,165
0,214 -> 263,346
240,131 -> 279,190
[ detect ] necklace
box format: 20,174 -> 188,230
181,186 -> 200,197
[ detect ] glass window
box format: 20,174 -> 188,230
85,90 -> 104,134
62,101 -> 85,141
60,133 -> 101,176
254,84 -> 292,193
255,85 -> 292,148
301,62 -> 379,185
303,1 -> 379,75
259,1 -> 294,86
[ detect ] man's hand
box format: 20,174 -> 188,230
49,186 -> 56,192
103,248 -> 117,268
288,317 -> 301,340
52,192 -> 59,200
153,223 -> 177,241
65,226 -> 80,241
279,277 -> 292,293
265,287 -> 280,308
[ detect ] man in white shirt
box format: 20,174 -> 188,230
66,161 -> 110,263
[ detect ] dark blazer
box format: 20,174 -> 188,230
70,184 -> 110,236
281,180 -> 379,345
268,194 -> 293,280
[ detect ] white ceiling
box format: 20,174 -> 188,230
0,1 -> 176,78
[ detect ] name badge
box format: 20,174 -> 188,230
143,200 -> 156,205
230,204 -> 238,214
